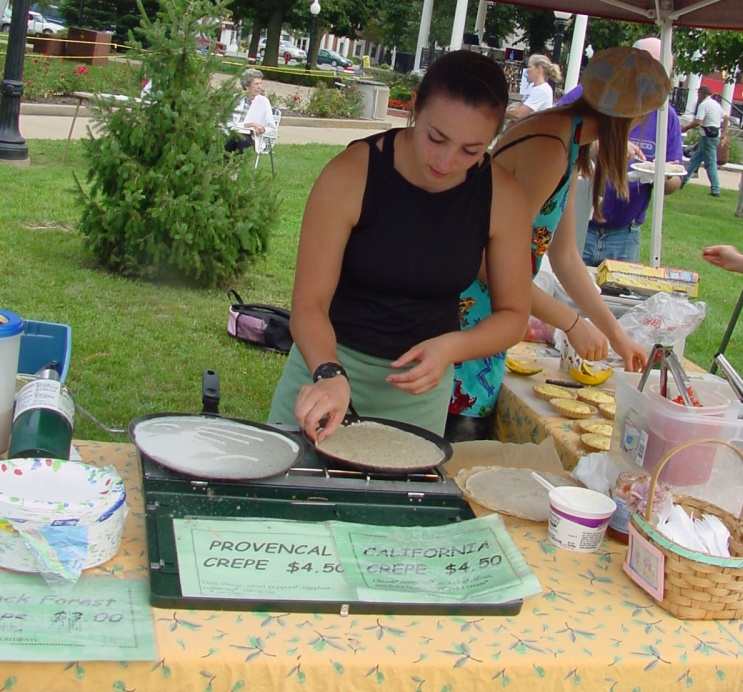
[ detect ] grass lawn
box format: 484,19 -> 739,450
1,140 -> 741,442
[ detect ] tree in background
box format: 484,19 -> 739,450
77,0 -> 279,287
673,29 -> 743,80
60,0 -> 159,40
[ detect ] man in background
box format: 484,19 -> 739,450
682,85 -> 724,197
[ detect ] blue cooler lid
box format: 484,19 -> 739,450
0,310 -> 24,337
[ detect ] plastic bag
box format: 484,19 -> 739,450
615,292 -> 706,357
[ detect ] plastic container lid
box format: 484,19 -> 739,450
0,310 -> 24,338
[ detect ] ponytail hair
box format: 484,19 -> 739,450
528,54 -> 562,84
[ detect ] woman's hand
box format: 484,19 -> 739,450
386,336 -> 455,394
610,332 -> 648,373
567,318 -> 609,362
294,376 -> 351,442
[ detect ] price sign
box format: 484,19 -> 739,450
330,514 -> 542,604
174,518 -> 356,602
0,573 -> 156,661
174,516 -> 541,607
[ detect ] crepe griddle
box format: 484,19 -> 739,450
129,371 -> 304,481
314,416 -> 453,473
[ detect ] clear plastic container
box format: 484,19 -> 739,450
612,370 -> 743,486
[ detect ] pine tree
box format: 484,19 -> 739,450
77,0 -> 279,287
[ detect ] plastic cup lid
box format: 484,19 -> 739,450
0,310 -> 24,338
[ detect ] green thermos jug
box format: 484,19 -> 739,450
8,367 -> 74,460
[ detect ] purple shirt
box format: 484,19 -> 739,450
557,85 -> 683,228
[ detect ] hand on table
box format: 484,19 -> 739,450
294,376 -> 351,443
702,245 -> 743,273
387,336 -> 454,395
567,318 -> 609,362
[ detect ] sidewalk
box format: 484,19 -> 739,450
19,113 -> 396,145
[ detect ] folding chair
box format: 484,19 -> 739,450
254,107 -> 281,176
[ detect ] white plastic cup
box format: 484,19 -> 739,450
548,486 -> 617,552
0,310 -> 24,455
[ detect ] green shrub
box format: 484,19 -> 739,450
76,0 -> 279,288
23,57 -> 141,101
304,82 -> 362,119
389,83 -> 412,102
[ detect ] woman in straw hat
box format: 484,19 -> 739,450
447,46 -> 672,441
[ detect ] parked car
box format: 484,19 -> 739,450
258,39 -> 306,64
1,8 -> 65,34
316,48 -> 353,69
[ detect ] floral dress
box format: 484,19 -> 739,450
449,116 -> 584,419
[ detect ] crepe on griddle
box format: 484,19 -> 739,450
317,421 -> 444,469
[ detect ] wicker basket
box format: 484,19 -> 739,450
629,438 -> 743,620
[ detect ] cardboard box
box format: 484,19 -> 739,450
596,259 -> 699,298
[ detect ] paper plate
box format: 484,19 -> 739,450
630,161 -> 687,177
131,415 -> 302,480
0,501 -> 127,573
0,458 -> 126,524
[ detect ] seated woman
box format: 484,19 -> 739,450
268,51 -> 533,442
226,69 -> 276,155
506,54 -> 561,120
447,46 -> 671,441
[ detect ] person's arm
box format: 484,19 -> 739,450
506,102 -> 534,120
546,173 -> 647,371
386,163 -> 532,393
682,101 -> 705,133
290,143 -> 368,440
702,245 -> 743,273
664,110 -> 684,194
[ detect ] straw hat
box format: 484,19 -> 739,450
580,46 -> 671,118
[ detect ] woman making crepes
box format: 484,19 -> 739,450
269,51 -> 532,441
448,47 -> 671,440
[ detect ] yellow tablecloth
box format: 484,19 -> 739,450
0,441 -> 739,691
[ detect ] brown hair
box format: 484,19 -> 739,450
414,50 -> 509,121
552,97 -> 635,221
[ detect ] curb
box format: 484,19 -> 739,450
20,102 -> 390,130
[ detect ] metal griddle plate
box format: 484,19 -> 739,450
130,414 -> 303,481
313,417 -> 453,473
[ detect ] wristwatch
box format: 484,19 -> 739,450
312,362 -> 348,383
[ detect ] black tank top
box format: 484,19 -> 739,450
329,128 -> 492,360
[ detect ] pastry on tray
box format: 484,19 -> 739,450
581,433 -> 611,452
576,388 -> 615,406
549,398 -> 596,419
534,383 -> 578,401
576,420 -> 613,437
599,401 -> 616,420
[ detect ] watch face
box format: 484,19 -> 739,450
313,363 -> 345,382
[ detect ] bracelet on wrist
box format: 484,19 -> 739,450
564,313 -> 581,334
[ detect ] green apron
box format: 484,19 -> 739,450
269,344 -> 453,436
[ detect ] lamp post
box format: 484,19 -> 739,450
552,11 -> 572,68
0,0 -> 32,163
306,0 -> 321,72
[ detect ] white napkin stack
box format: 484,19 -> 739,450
656,504 -> 731,557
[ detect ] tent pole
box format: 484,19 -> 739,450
564,14 -> 588,92
649,18 -> 673,268
414,0 -> 435,72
